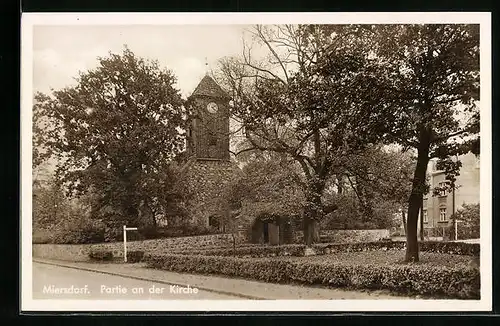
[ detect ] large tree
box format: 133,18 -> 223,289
33,47 -> 188,229
374,25 -> 480,261
215,25 -> 395,246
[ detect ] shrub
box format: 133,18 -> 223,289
126,250 -> 145,263
51,217 -> 106,244
135,225 -> 216,240
321,193 -> 399,230
424,227 -> 446,238
137,226 -> 160,239
168,241 -> 479,257
89,249 -> 114,261
419,241 -> 479,256
144,253 -> 480,299
100,219 -> 145,242
88,249 -> 144,263
323,241 -> 478,257
444,204 -> 480,240
32,228 -> 53,244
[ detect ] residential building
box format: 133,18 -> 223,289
422,152 -> 480,233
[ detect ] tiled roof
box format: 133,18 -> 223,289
190,75 -> 229,99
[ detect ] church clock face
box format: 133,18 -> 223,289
206,102 -> 218,114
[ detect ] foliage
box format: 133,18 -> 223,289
456,203 -> 480,239
222,154 -> 305,225
216,25 -> 395,245
321,192 -> 398,230
32,177 -> 70,230
88,249 -> 114,261
32,229 -> 53,244
51,214 -> 107,244
32,176 -> 108,244
445,203 -> 480,240
226,148 -> 406,232
362,24 -> 480,261
33,47 -> 188,229
144,251 -> 479,299
125,250 -> 146,263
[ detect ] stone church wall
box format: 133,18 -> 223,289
183,159 -> 241,227
33,233 -> 245,262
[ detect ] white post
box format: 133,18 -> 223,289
454,219 -> 458,241
123,225 -> 138,263
123,225 -> 127,263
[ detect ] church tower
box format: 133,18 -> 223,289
183,75 -> 239,229
186,75 -> 231,160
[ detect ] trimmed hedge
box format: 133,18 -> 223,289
169,241 -> 479,257
144,253 -> 480,299
89,249 -> 114,261
126,250 -> 145,263
419,241 -> 479,256
88,249 -> 145,263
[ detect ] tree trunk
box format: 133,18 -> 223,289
312,219 -> 320,242
419,199 -> 424,241
406,196 -> 421,262
303,129 -> 324,247
402,209 -> 407,235
303,192 -> 322,247
405,133 -> 430,262
304,218 -> 320,246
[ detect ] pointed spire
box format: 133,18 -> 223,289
191,75 -> 229,99
205,57 -> 209,75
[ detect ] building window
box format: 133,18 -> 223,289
423,209 -> 428,223
439,207 -> 447,222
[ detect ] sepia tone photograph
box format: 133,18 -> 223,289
21,13 -> 492,312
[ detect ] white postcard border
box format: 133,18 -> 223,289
20,12 -> 492,312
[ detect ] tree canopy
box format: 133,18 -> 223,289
33,47 -> 189,228
373,24 -> 480,261
215,25 -> 401,245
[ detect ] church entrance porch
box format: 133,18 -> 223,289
250,215 -> 294,245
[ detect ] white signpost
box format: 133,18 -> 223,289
454,220 -> 463,241
123,225 -> 138,263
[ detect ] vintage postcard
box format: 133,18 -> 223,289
21,12 -> 492,312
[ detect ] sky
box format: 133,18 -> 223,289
32,24 -> 265,178
33,25 -> 255,97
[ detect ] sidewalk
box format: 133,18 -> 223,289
33,258 -> 411,300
